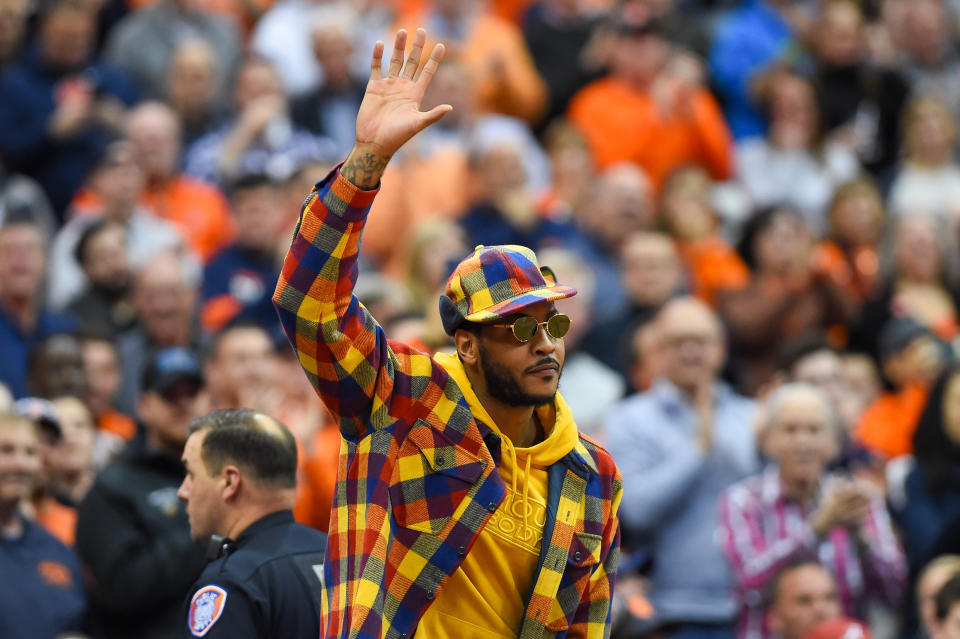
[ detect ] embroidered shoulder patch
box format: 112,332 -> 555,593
188,585 -> 228,637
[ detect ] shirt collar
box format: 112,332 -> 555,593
235,509 -> 295,546
764,465 -> 834,509
761,465 -> 786,505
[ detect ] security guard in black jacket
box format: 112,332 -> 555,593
177,408 -> 327,638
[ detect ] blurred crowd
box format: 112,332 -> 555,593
4,0 -> 960,638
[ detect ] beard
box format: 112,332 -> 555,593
479,344 -> 560,407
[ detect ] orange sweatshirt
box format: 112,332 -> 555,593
568,77 -> 733,191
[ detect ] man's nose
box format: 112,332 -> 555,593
531,325 -> 557,354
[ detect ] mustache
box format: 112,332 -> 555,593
525,357 -> 560,373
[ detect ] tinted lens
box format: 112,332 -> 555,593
546,314 -> 571,339
512,316 -> 539,342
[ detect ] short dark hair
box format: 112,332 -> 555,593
74,219 -> 121,266
936,573 -> 960,621
226,172 -> 274,200
188,409 -> 297,488
457,320 -> 483,336
39,0 -> 89,20
204,319 -> 276,363
767,556 -> 826,607
0,211 -> 41,233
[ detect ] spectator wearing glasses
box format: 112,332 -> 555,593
605,296 -> 759,639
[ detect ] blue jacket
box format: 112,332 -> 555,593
0,516 -> 88,639
708,0 -> 795,140
0,44 -> 137,215
604,379 -> 759,623
0,303 -> 76,398
894,464 -> 960,573
202,244 -> 282,333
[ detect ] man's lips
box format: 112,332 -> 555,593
527,362 -> 559,375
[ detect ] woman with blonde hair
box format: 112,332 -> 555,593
889,96 -> 960,223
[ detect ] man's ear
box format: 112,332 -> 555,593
454,329 -> 479,367
221,466 -> 242,502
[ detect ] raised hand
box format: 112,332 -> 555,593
342,28 -> 451,189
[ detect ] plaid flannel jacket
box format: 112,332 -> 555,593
273,168 -> 623,639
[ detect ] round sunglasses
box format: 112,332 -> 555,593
488,314 -> 572,343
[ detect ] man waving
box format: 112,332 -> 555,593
274,28 -> 622,639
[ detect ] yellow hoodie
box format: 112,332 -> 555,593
417,352 -> 579,638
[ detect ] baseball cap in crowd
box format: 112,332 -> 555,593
804,618 -> 871,639
878,316 -> 933,361
439,244 -> 577,335
141,348 -> 204,399
13,397 -> 62,442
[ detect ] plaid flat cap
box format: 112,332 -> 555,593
439,244 -> 577,335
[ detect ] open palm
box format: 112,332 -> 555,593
355,29 -> 451,159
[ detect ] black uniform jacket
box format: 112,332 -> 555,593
183,510 -> 327,638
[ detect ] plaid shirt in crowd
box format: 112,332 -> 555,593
273,167 -> 623,639
718,467 -> 906,639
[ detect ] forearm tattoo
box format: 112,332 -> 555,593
341,151 -> 390,190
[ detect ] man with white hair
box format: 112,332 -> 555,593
719,383 -> 905,639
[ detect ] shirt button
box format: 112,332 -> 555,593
426,590 -> 434,600
435,456 -> 444,467
457,546 -> 466,557
574,551 -> 582,562
487,502 -> 497,512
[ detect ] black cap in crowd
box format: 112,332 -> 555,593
141,347 -> 204,396
13,397 -> 62,442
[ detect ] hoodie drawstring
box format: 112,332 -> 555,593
502,434 -> 534,539
522,453 -> 531,537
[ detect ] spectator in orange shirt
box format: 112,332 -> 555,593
124,102 -> 236,261
16,395 -> 96,546
856,317 -> 947,461
14,396 -> 78,546
812,179 -> 885,309
659,166 -> 749,306
850,215 -> 960,362
397,0 -> 548,124
537,120 -> 596,220
567,13 -> 733,191
80,335 -> 136,455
